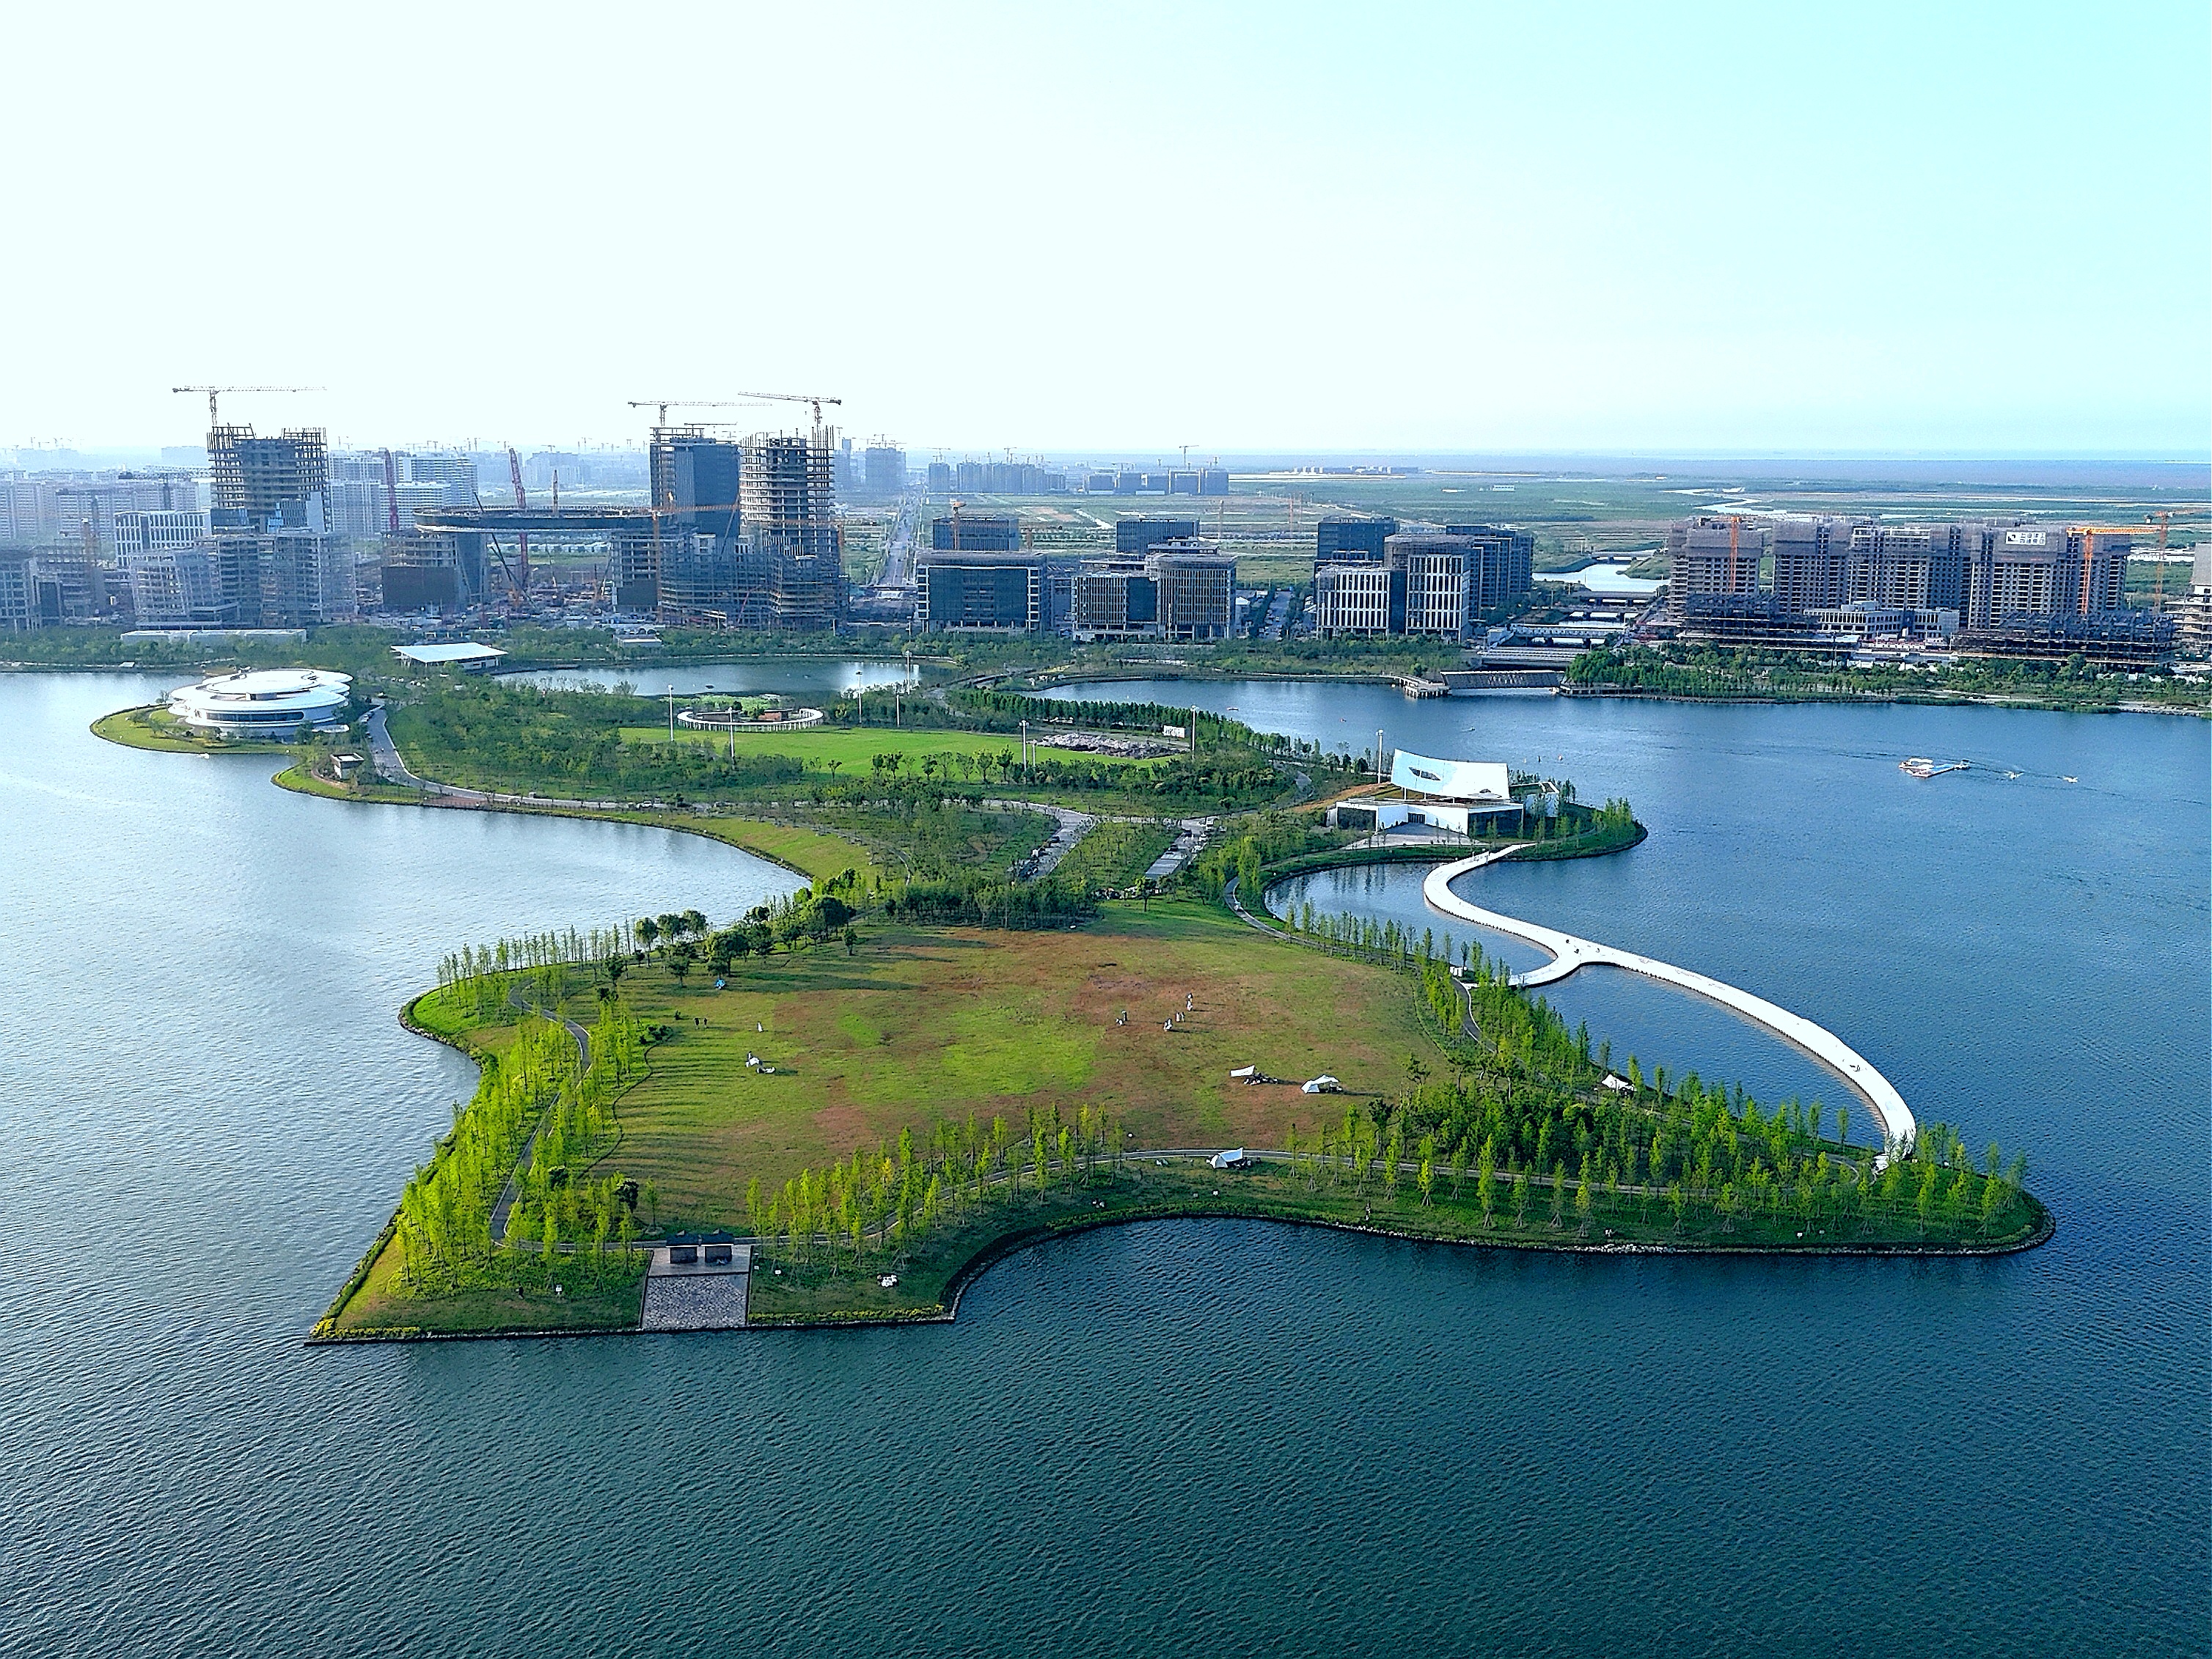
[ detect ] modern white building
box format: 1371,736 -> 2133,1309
1313,563 -> 1394,634
1329,750 -> 1523,836
166,668 -> 353,737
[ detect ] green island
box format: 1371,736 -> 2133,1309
89,653 -> 2050,1339
1567,640 -> 2212,714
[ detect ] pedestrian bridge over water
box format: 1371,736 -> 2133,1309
1421,852 -> 1917,1156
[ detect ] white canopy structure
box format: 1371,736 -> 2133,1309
1390,752 -> 1511,802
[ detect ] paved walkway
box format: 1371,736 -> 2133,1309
1421,854 -> 1916,1155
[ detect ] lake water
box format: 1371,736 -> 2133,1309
502,657 -> 920,699
3,670 -> 2205,1656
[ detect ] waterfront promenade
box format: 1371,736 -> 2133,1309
1421,854 -> 1918,1156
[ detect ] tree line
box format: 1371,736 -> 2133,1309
746,1103 -> 1124,1267
396,995 -> 652,1295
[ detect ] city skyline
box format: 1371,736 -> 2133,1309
3,1 -> 2205,455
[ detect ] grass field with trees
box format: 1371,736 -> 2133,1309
322,876 -> 2047,1338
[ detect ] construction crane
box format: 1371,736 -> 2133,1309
507,447 -> 530,602
1727,514 -> 1742,594
2150,513 -> 2174,612
380,449 -> 401,535
627,391 -> 843,433
171,385 -> 323,425
2073,523 -> 2161,615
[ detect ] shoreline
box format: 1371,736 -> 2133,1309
1556,684 -> 2209,718
311,1187 -> 2057,1345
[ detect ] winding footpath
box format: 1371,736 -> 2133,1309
1421,854 -> 1917,1157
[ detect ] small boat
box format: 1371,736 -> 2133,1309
1900,757 -> 1969,779
2062,775 -> 2077,783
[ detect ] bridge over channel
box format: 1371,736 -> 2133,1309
1421,853 -> 1917,1156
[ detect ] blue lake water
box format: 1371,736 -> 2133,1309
1,670 -> 2205,1656
502,657 -> 920,698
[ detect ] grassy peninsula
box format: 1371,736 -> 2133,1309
318,874 -> 2046,1341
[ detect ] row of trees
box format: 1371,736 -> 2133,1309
745,1104 -> 1124,1268
394,1015 -> 577,1292
393,680 -> 807,798
1403,951 -> 2031,1240
396,995 -> 653,1294
1568,642 -> 2200,706
887,874 -> 1095,929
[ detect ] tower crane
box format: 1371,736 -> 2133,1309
380,449 -> 401,536
2150,513 -> 2174,612
508,447 -> 530,603
2070,522 -> 2163,615
171,385 -> 323,425
627,391 -> 843,436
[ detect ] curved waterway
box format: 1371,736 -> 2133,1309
1,670 -> 2204,1655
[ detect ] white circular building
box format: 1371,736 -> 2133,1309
166,669 -> 354,738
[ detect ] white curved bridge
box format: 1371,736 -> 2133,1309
1422,853 -> 1916,1156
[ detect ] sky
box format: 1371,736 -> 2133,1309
3,0 -> 2207,458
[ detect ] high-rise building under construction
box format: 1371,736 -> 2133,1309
740,433 -> 841,630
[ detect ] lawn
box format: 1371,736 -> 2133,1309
322,1226 -> 644,1338
1055,819 -> 1179,892
576,901 -> 1433,1234
618,723 -> 1150,774
92,704 -> 291,755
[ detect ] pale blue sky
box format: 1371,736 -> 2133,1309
4,0 -> 2205,455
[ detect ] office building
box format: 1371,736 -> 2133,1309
1070,542 -> 1233,642
114,510 -> 210,562
863,442 -> 907,497
1072,558 -> 1151,638
914,551 -> 1046,631
25,541 -> 116,622
1116,516 -> 1198,555
1443,524 -> 1535,615
650,428 -> 744,536
124,543 -> 230,628
1313,563 -> 1399,635
1386,532 -> 1471,638
0,549 -> 39,631
930,513 -> 1022,552
1149,541 -> 1235,640
1315,516 -> 1399,564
